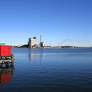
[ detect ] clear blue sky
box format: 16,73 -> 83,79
0,0 -> 92,46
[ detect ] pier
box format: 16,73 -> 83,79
0,46 -> 14,68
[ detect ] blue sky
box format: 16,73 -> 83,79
0,0 -> 92,46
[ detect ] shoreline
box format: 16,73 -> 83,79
12,47 -> 92,49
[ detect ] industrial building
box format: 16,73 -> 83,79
40,42 -> 46,47
29,37 -> 37,48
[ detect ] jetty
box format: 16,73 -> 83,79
0,46 -> 14,68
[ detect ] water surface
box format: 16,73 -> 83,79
0,48 -> 92,92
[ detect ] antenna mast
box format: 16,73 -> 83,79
40,34 -> 42,43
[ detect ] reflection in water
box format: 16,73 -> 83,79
28,51 -> 46,63
29,53 -> 37,61
0,67 -> 14,84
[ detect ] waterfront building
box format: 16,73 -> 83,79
40,42 -> 46,47
29,37 -> 37,48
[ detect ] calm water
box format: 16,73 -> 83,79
0,48 -> 92,92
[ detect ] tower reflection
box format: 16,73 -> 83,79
28,51 -> 46,63
29,53 -> 37,61
0,67 -> 14,84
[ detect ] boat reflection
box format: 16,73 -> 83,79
0,67 -> 14,84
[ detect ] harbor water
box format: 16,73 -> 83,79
0,48 -> 92,92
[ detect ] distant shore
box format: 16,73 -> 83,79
11,45 -> 92,49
